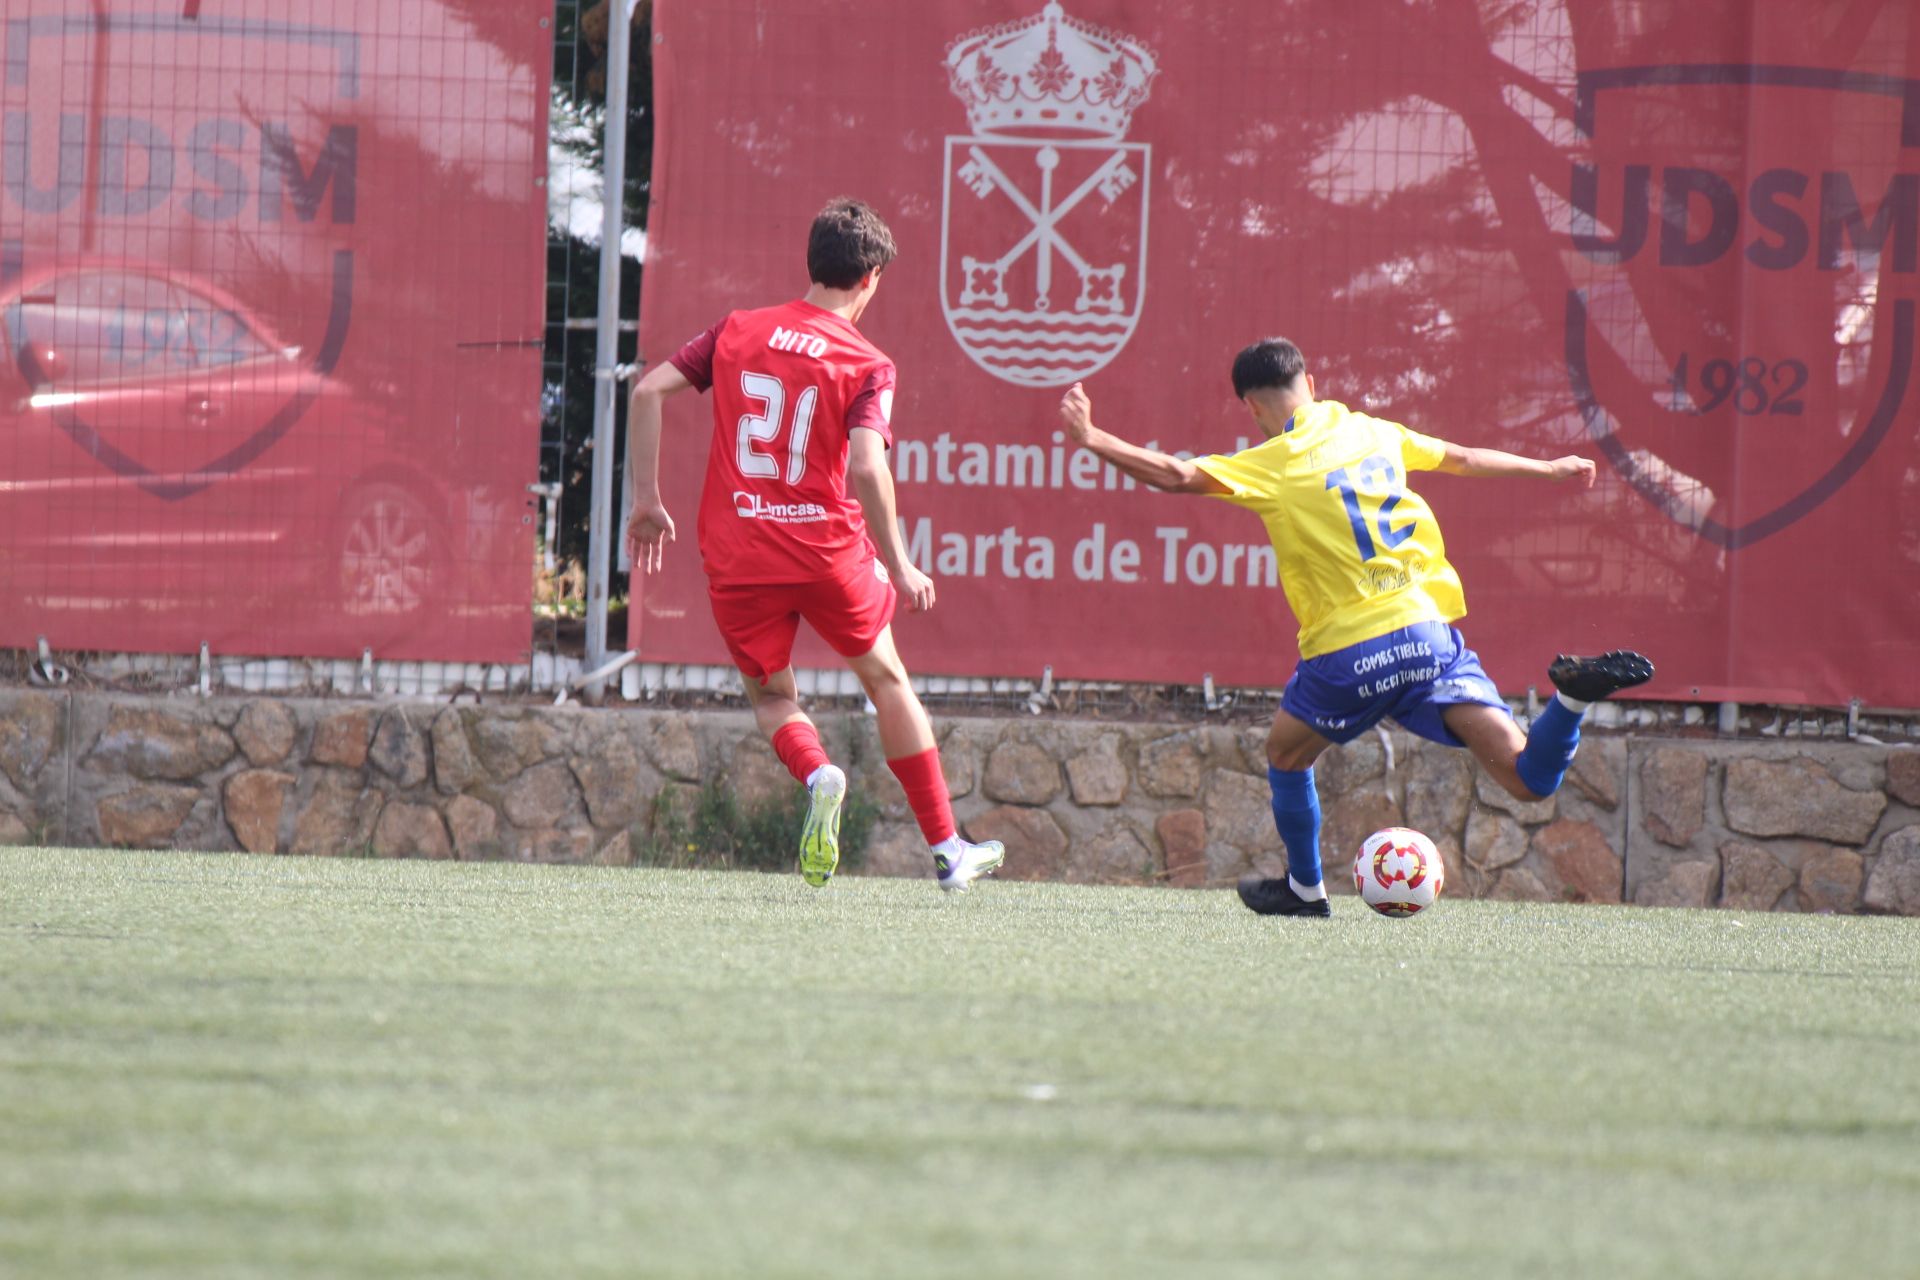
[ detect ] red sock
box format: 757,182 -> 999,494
770,721 -> 831,785
886,748 -> 955,845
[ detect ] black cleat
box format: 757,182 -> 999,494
1548,650 -> 1654,702
1236,875 -> 1332,917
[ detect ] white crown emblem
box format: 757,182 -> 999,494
944,1 -> 1158,142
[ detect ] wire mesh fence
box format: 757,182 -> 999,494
4,1 -> 1916,746
0,3 -> 551,664
534,0 -> 650,664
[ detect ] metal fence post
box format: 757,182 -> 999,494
584,0 -> 639,699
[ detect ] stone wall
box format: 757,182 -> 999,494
4,688 -> 1918,914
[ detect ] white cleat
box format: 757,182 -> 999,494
935,839 -> 1005,892
798,765 -> 846,888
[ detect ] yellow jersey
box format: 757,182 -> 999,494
1193,399 -> 1465,658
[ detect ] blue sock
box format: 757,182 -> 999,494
1515,696 -> 1584,797
1266,766 -> 1323,889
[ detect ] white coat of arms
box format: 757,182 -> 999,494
941,2 -> 1158,388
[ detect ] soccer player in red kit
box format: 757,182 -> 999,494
623,199 -> 1005,891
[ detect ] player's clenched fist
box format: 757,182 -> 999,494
1059,382 -> 1095,443
1547,456 -> 1597,488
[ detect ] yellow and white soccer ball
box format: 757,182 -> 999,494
1353,827 -> 1445,917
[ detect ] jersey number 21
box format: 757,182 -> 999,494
737,371 -> 818,486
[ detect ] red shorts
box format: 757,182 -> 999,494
707,557 -> 897,682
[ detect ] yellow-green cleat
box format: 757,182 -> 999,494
798,765 -> 846,888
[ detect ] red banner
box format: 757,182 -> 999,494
639,0 -> 1920,708
0,2 -> 547,662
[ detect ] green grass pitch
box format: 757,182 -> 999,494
2,845 -> 1916,1279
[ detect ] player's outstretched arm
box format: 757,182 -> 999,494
1057,383 -> 1230,494
624,362 -> 694,574
848,428 -> 936,613
1435,441 -> 1595,488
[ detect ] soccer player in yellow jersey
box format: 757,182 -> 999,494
1058,338 -> 1652,917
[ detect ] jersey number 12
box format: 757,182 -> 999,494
1324,454 -> 1417,562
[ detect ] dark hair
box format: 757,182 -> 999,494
807,198 -> 898,288
1230,338 -> 1307,398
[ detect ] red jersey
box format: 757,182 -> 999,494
669,300 -> 896,584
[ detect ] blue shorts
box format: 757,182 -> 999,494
1281,622 -> 1507,747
